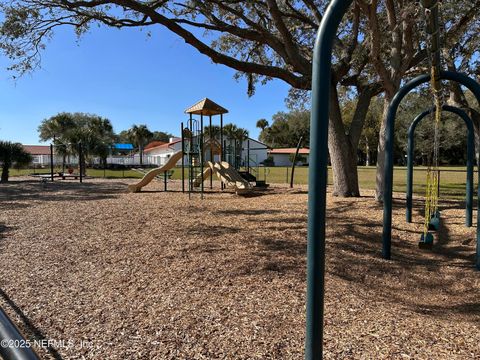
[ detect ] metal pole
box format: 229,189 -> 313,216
50,143 -> 54,182
291,137 -> 304,188
220,114 -> 224,190
181,122 -> 185,193
79,143 -> 83,183
189,114 -> 193,199
164,171 -> 167,191
307,1 -> 353,358
0,307 -> 40,360
200,114 -> 204,199
209,115 -> 213,189
247,138 -> 250,173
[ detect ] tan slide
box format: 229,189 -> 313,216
193,167 -> 212,187
208,161 -> 252,195
128,151 -> 183,192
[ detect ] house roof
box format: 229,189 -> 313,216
23,145 -> 51,155
144,139 -> 182,153
144,141 -> 167,150
246,138 -> 271,149
185,98 -> 229,116
269,148 -> 310,155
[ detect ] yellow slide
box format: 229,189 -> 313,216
128,151 -> 183,192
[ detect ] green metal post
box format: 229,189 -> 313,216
50,143 -> 54,182
181,122 -> 185,193
291,137 -> 304,188
307,1 -> 353,359
220,114 -> 224,191
406,105 -> 474,226
200,114 -> 204,199
383,71 -> 480,270
189,114 -> 193,199
79,142 -> 83,183
209,115 -> 213,189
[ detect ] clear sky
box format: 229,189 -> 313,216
0,24 -> 290,145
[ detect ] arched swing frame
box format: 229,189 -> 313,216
406,105 -> 475,227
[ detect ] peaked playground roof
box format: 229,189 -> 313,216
184,98 -> 229,116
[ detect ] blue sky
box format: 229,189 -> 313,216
0,24 -> 290,145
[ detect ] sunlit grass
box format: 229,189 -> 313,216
10,165 -> 475,199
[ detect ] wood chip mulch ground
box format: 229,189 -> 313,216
0,177 -> 478,359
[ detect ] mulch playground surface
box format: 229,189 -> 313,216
0,177 -> 478,359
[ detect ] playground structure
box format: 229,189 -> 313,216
181,98 -> 256,197
127,98 -> 260,195
307,1 -> 480,359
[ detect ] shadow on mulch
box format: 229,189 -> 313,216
324,198 -> 479,320
0,288 -> 64,360
188,224 -> 241,237
225,192 -> 479,322
0,223 -> 15,249
215,209 -> 283,216
0,180 -> 124,206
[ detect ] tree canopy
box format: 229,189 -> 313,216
258,110 -> 309,148
0,141 -> 32,182
38,112 -> 115,165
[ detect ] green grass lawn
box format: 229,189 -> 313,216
10,165 -> 475,199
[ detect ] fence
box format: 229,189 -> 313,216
30,154 -> 162,168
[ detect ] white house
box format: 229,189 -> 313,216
144,137 -> 269,168
143,138 -> 183,166
269,148 -> 310,166
23,145 -> 60,167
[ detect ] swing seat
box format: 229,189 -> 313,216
419,232 -> 434,249
428,212 -> 441,231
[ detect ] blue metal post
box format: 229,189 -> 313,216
406,105 -> 474,226
382,71 -> 480,270
307,1 -> 353,359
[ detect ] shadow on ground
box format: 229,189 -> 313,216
0,180 -> 125,206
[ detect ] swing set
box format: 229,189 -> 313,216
307,0 -> 480,359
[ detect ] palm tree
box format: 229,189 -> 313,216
0,141 -> 33,182
203,125 -> 221,140
128,125 -> 153,165
223,124 -> 249,168
256,119 -> 269,131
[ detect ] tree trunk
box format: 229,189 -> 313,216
1,165 -> 9,182
365,138 -> 370,166
328,87 -> 360,197
375,96 -> 393,201
139,145 -> 144,166
328,132 -> 360,197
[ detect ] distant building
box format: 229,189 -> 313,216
143,139 -> 183,166
113,143 -> 134,154
22,145 -> 58,166
144,141 -> 167,151
268,148 -> 310,166
144,137 -> 269,168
